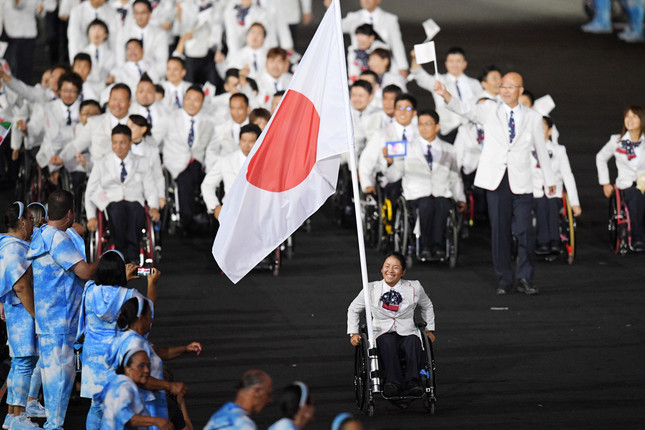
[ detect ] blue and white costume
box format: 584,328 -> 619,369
204,402 -> 257,430
268,417 -> 298,430
0,234 -> 37,409
94,373 -> 153,430
78,280 -> 146,429
109,328 -> 167,428
27,225 -> 86,430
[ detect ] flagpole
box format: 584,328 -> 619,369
333,0 -> 381,393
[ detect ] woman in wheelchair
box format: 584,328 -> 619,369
596,105 -> 645,251
85,125 -> 160,263
347,252 -> 435,398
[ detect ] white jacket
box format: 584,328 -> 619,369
201,149 -> 245,212
596,133 -> 645,190
532,140 -> 580,206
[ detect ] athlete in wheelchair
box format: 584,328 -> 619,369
84,125 -> 160,263
384,109 -> 465,264
347,252 -> 436,415
596,105 -> 645,253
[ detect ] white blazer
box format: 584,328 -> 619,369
3,0 -> 38,39
85,152 -> 159,217
36,100 -> 85,173
62,113 -> 124,167
597,133 -> 645,190
532,140 -> 580,206
386,137 -> 466,203
130,101 -> 172,145
347,279 -> 434,338
161,81 -> 192,110
116,23 -> 169,78
453,121 -> 484,175
201,149 -> 245,212
446,97 -> 555,194
223,3 -> 269,54
130,136 -> 165,200
67,1 -> 119,61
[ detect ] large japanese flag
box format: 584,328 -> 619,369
212,0 -> 353,283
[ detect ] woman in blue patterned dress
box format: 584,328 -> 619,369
0,202 -> 37,429
78,250 -> 157,430
96,345 -> 174,429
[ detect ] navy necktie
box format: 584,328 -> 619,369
402,129 -> 407,141
425,144 -> 433,170
146,108 -> 152,125
188,119 -> 195,147
66,108 -> 72,126
455,79 -> 463,100
354,49 -> 369,70
120,161 -> 127,183
135,62 -> 142,76
508,110 -> 516,143
175,92 -> 182,108
253,53 -> 258,72
95,47 -> 99,62
116,7 -> 127,23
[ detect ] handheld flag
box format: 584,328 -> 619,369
0,122 -> 12,147
212,0 -> 353,283
414,41 -> 439,75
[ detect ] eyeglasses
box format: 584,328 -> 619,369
397,106 -> 413,112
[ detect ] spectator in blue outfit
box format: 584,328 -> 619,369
95,345 -> 175,430
78,250 -> 158,430
0,201 -> 38,430
26,190 -> 99,430
108,296 -> 200,429
330,413 -> 363,430
268,381 -> 315,430
204,369 -> 273,430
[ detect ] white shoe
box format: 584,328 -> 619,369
8,415 -> 41,430
2,414 -> 14,430
25,400 -> 47,419
618,29 -> 645,43
581,21 -> 612,33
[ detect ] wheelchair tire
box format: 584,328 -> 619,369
393,196 -> 409,255
354,333 -> 371,414
272,248 -> 281,276
447,208 -> 459,269
561,192 -> 576,264
59,168 -> 72,193
420,331 -> 437,414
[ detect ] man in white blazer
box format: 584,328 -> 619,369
158,84 -> 216,232
67,0 -> 119,62
130,75 -> 171,143
85,124 -> 160,262
201,123 -> 261,219
385,109 -> 465,260
434,72 -> 556,295
347,252 -> 434,397
209,92 -> 250,163
410,47 -> 482,143
161,57 -> 193,109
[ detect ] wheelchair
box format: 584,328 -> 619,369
559,191 -> 576,264
332,163 -> 354,228
360,186 -> 384,249
86,205 -> 158,266
162,168 -> 181,235
354,324 -> 436,416
392,196 -> 460,268
608,184 -> 632,255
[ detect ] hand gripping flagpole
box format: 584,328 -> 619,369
333,0 -> 381,393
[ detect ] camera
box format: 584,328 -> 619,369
136,267 -> 152,277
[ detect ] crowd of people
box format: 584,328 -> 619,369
1,0 -> 644,427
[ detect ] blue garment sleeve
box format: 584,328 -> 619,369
50,230 -> 84,271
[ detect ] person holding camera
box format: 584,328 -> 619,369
77,250 -> 158,430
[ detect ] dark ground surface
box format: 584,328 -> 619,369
3,1 -> 645,429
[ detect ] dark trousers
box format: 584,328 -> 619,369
176,160 -> 205,224
623,185 -> 645,241
462,169 -> 488,219
439,127 -> 458,144
534,196 -> 561,246
385,179 -> 402,203
106,200 -> 146,263
185,52 -> 222,91
5,37 -> 36,84
486,172 -> 535,287
376,332 -> 423,387
46,10 -> 68,64
408,196 -> 451,251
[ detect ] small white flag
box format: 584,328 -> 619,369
533,94 -> 556,116
422,19 -> 441,41
414,41 -> 439,75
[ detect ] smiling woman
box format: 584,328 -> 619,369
346,251 -> 435,398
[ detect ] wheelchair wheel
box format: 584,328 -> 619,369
354,333 -> 374,416
392,196 -> 409,256
420,330 -> 437,415
162,169 -> 180,235
15,150 -> 32,203
446,208 -> 459,269
28,164 -> 47,203
378,196 -> 393,252
272,247 -> 281,276
560,192 -> 576,264
608,187 -> 630,255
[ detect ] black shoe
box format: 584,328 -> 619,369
550,242 -> 561,254
383,382 -> 401,397
517,278 -> 539,295
535,244 -> 550,256
633,240 -> 645,252
431,248 -> 446,259
496,285 -> 511,295
420,248 -> 432,261
405,381 -> 424,397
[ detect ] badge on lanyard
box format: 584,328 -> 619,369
386,140 -> 407,157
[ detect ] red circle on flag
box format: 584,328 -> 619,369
247,90 -> 320,192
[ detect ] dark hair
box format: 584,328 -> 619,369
248,22 -> 266,37
80,99 -> 102,112
543,115 -> 554,130
154,84 -> 165,96
359,70 -> 378,81
382,84 -> 402,96
230,92 -> 249,106
240,123 -> 262,139
446,46 -> 466,59
478,64 -> 501,83
116,350 -> 146,375
73,52 -> 92,67
128,114 -> 152,137
48,190 -> 74,221
225,68 -> 240,79
112,124 -> 132,139
351,80 -> 373,95
186,84 -> 204,99
273,90 -> 285,98
278,383 -> 311,419
58,72 -> 84,95
249,108 -> 271,124
27,203 -> 47,227
521,90 -> 535,106
87,18 -> 109,37
51,63 -> 72,75
369,48 -> 391,69
126,38 -> 144,50
111,83 -> 132,99
622,105 -> 645,136
3,202 -> 22,230
133,0 -> 152,12
138,72 -> 154,84
384,251 -> 406,272
418,109 -> 440,125
246,77 -> 259,93
96,251 -> 127,286
117,297 -> 151,330
168,56 -> 185,69
267,47 -> 287,60
355,23 -> 377,37
395,93 -> 417,111
235,369 -> 269,391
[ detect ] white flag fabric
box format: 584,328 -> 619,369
212,0 -> 353,283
